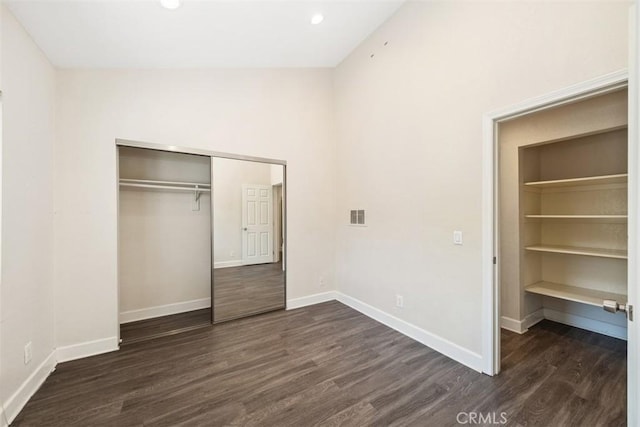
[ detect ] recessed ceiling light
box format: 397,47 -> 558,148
160,0 -> 181,10
311,14 -> 324,25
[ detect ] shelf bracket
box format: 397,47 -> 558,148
192,185 -> 201,211
603,300 -> 633,321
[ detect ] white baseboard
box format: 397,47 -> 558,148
501,309 -> 544,334
4,351 -> 57,424
335,292 -> 483,373
214,260 -> 243,269
287,291 -> 483,372
56,336 -> 119,363
287,291 -> 337,310
543,308 -> 627,340
500,316 -> 522,334
119,298 -> 211,323
3,337 -> 120,424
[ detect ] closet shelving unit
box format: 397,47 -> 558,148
521,161 -> 628,308
523,173 -> 628,188
525,215 -> 627,222
526,282 -> 627,308
524,244 -> 627,259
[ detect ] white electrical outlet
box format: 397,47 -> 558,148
453,230 -> 463,245
24,342 -> 33,365
230,250 -> 235,257
396,295 -> 404,308
319,276 -> 325,287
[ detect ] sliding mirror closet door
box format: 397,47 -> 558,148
118,147 -> 213,344
212,157 -> 285,322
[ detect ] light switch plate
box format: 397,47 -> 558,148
24,342 -> 33,365
453,231 -> 463,245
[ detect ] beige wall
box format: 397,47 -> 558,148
54,69 -> 337,348
0,5 -> 56,409
333,1 -> 628,355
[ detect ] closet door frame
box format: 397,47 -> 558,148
481,70 -> 638,425
115,139 -> 288,327
481,71 -> 631,372
115,145 -> 121,344
210,157 -> 214,323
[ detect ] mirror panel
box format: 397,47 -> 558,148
212,157 -> 285,322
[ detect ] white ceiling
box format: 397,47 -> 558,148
6,0 -> 404,68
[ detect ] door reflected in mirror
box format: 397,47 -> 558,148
212,157 -> 285,322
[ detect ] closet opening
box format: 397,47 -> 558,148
495,86 -> 629,416
116,140 -> 287,345
117,146 -> 213,344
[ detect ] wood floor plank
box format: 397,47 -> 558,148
120,261 -> 285,345
233,380 -> 340,426
120,309 -> 212,345
12,302 -> 627,426
316,401 -> 377,427
214,262 -> 285,322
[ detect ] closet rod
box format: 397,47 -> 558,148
119,182 -> 211,192
119,178 -> 210,188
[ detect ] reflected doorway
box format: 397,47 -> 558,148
212,157 -> 286,322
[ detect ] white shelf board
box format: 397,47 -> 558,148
524,173 -> 627,189
525,281 -> 627,307
525,214 -> 627,223
525,244 -> 627,259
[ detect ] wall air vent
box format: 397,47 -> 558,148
350,209 -> 365,225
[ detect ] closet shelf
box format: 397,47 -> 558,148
525,214 -> 627,223
119,178 -> 211,192
525,244 -> 627,259
525,281 -> 627,308
524,173 -> 627,189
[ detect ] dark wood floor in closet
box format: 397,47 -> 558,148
120,308 -> 211,345
120,261 -> 285,344
14,301 -> 626,426
214,261 -> 285,321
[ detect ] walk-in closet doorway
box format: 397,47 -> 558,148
116,140 -> 286,345
482,70 -> 638,423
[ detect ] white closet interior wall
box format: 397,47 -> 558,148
118,147 -> 211,322
499,89 -> 628,337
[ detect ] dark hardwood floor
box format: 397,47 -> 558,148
120,260 -> 285,344
120,308 -> 212,345
13,301 -> 626,426
214,261 -> 284,322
